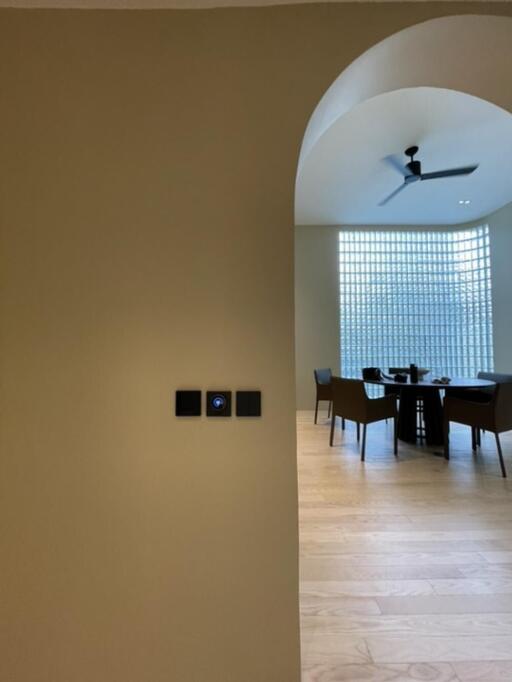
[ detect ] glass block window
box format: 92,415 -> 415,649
339,226 -> 493,380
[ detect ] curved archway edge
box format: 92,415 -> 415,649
298,15 -> 512,172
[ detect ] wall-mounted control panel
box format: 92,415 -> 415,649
207,391 -> 232,417
175,390 -> 202,417
236,391 -> 261,417
175,390 -> 261,418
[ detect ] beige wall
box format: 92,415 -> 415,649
2,6 -> 512,682
295,208 -> 512,410
482,202 -> 512,372
295,225 -> 340,410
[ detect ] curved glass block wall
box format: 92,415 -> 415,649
339,226 -> 493,379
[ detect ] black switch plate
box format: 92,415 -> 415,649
236,391 -> 261,417
207,391 -> 232,417
175,390 -> 201,417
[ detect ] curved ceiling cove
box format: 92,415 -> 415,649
296,15 -> 512,226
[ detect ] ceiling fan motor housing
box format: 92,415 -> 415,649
406,160 -> 422,176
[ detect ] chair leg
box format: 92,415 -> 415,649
495,433 -> 507,478
361,424 -> 367,461
327,401 -> 331,419
393,416 -> 398,456
342,417 -> 345,431
471,427 -> 477,451
329,413 -> 336,447
356,422 -> 360,442
314,399 -> 319,425
444,420 -> 450,460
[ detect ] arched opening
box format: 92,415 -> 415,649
295,13 -> 512,407
294,15 -> 512,679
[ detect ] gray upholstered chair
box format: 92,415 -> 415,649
330,377 -> 398,461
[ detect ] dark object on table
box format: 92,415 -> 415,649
444,382 -> 512,478
410,364 -> 419,384
432,376 -> 451,385
362,367 -> 383,381
394,373 -> 408,383
329,377 -> 398,461
314,368 -> 333,424
390,366 -> 430,380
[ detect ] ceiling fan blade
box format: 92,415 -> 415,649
378,182 -> 408,206
420,165 -> 478,181
383,154 -> 407,177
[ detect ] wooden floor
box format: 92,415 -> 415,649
298,410 -> 512,682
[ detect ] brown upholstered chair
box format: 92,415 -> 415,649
314,368 -> 333,424
444,382 -> 512,478
330,377 -> 398,461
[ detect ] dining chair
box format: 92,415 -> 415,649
330,377 -> 398,461
445,372 -> 512,449
313,368 -> 333,425
444,382 -> 512,478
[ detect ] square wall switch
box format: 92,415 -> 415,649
236,391 -> 261,417
207,391 -> 232,417
175,390 -> 201,417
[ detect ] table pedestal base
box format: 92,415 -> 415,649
398,388 -> 444,446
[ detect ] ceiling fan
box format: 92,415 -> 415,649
379,145 -> 478,206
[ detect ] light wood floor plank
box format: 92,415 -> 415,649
301,613 -> 512,636
459,564 -> 512,579
301,561 -> 464,581
302,662 -> 459,681
300,634 -> 372,664
302,580 -> 435,598
453,661 -> 512,681
366,635 -> 512,663
301,598 -> 382,617
430,577 -> 512,595
376,594 -> 512,615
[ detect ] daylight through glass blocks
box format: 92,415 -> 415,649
339,226 -> 493,380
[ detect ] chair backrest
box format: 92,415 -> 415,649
314,368 -> 332,386
331,377 -> 368,422
476,371 -> 512,402
478,371 -> 512,384
314,368 -> 332,401
494,382 -> 512,432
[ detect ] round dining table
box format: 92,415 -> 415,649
364,376 -> 496,446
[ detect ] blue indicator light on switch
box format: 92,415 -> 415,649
206,391 -> 231,417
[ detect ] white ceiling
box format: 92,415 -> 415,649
295,87 -> 512,226
2,0 -> 510,6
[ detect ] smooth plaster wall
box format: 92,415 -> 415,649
2,6 -> 512,682
295,225 -> 340,410
295,207 -> 512,410
482,202 -> 512,373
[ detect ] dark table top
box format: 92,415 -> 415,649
364,377 -> 496,390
